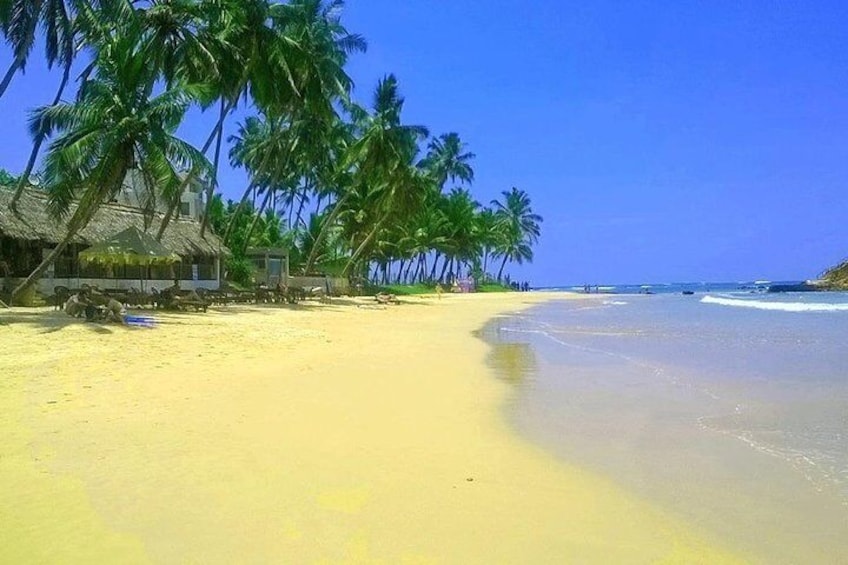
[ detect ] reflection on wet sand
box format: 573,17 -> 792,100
487,341 -> 537,385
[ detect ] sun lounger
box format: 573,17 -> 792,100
375,293 -> 399,305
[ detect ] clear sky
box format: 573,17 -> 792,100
2,1 -> 848,286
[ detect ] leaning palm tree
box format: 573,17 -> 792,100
5,0 -> 81,210
8,0 -> 139,211
11,37 -> 209,301
193,0 -> 364,236
491,187 -> 542,281
224,113 -> 302,247
0,0 -> 75,98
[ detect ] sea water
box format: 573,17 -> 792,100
483,291 -> 848,563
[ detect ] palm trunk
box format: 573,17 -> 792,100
160,99 -> 235,241
242,190 -> 274,252
222,184 -> 256,245
416,255 -> 426,283
200,98 -> 230,237
303,193 -> 349,275
497,255 -> 509,281
10,62 -> 72,211
396,259 -> 406,284
222,149 -> 276,244
342,218 -> 385,277
287,192 -> 295,230
429,252 -> 441,280
156,201 -> 177,241
0,57 -> 23,99
294,188 -> 309,229
438,256 -> 451,282
11,238 -> 72,303
403,259 -> 415,283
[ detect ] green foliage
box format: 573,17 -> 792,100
477,283 -> 514,293
0,168 -> 18,186
226,256 -> 255,287
4,0 -> 545,296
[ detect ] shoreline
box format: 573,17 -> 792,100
1,293 -> 745,563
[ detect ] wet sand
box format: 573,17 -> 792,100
0,294 -> 745,563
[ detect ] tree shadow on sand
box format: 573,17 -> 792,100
0,309 -> 121,335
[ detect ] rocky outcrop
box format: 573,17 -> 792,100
821,260 -> 848,290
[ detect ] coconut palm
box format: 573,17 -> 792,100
11,39 -> 209,300
135,0 -> 219,87
420,132 -> 475,190
190,0 -> 363,237
491,187 -> 542,281
0,0 -> 75,98
225,113 -> 304,248
6,0 -> 80,210
340,75 -> 429,276
9,0 -> 142,212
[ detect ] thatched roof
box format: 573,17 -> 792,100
0,187 -> 228,257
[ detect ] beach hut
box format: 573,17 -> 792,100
0,187 -> 229,295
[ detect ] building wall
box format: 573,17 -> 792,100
35,257 -> 222,294
115,169 -> 204,220
287,276 -> 349,296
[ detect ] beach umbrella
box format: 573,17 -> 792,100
78,226 -> 181,291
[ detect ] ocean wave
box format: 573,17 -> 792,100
701,295 -> 848,312
602,300 -> 628,306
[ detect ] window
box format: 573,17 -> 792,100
179,202 -> 191,217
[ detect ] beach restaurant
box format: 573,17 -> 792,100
0,187 -> 228,295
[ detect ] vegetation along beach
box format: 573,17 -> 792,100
3,1 -> 848,563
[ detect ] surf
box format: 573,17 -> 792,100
701,295 -> 848,312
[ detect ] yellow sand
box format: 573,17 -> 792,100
0,293 -> 748,564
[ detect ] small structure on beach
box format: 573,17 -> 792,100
0,187 -> 228,295
246,247 -> 289,287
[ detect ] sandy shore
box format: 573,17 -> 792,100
0,293 -> 745,563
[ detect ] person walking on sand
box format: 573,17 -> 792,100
435,283 -> 444,299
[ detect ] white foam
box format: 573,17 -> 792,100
602,300 -> 628,306
701,295 -> 848,312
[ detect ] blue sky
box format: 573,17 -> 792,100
2,1 -> 848,286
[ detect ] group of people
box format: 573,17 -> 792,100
64,286 -> 126,324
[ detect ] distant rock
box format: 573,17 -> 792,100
821,260 -> 848,290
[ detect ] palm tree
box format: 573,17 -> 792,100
420,132 -> 475,190
136,0 -> 219,87
5,0 -> 82,210
476,206 -> 498,279
190,0 -> 363,237
340,75 -> 429,276
122,0 -> 235,240
11,38 -> 209,301
0,0 -> 75,98
491,187 -> 542,281
9,0 -> 144,212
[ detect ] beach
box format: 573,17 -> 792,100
0,293 -> 744,563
